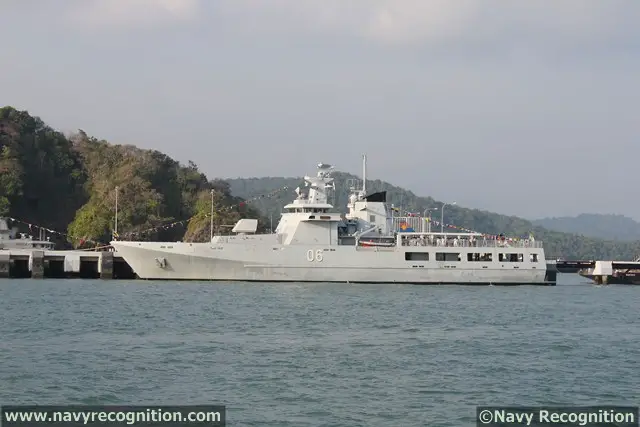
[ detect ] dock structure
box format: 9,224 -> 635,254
0,249 -> 135,280
576,260 -> 640,285
544,260 -> 558,284
552,259 -> 640,285
554,260 -> 595,274
0,252 -> 9,278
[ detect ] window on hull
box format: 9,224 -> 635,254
467,253 -> 493,262
436,252 -> 461,261
405,252 -> 429,261
499,253 -> 524,262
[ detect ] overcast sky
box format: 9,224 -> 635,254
1,0 -> 638,219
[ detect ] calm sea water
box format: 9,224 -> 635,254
1,274 -> 638,426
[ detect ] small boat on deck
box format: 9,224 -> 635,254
359,240 -> 395,247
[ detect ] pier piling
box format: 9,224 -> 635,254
100,251 -> 114,279
29,250 -> 45,279
0,253 -> 10,278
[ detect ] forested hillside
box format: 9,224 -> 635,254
532,213 -> 640,242
227,174 -> 640,260
2,105 -> 639,259
0,106 -> 264,247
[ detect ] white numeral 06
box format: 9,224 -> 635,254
306,249 -> 323,262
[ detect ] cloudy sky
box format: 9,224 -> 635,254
1,0 -> 638,219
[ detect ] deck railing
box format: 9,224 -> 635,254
399,237 -> 543,249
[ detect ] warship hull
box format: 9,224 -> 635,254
111,240 -> 548,284
110,156 -> 550,285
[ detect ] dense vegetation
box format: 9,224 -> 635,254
0,106 -> 263,248
227,175 -> 640,260
532,213 -> 640,242
3,105 -> 639,259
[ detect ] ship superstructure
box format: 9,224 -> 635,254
111,156 -> 549,284
0,218 -> 54,250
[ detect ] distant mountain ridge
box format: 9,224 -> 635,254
225,173 -> 640,260
531,214 -> 640,242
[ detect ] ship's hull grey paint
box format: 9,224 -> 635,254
110,157 -> 550,285
111,240 -> 548,284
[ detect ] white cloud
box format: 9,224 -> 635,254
213,0 -> 636,46
56,0 -> 637,43
211,0 -> 477,43
67,0 -> 201,28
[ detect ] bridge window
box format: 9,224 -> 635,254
405,252 -> 429,261
499,253 -> 523,262
436,252 -> 461,261
370,215 -> 376,223
530,253 -> 539,262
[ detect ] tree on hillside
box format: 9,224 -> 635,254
184,184 -> 265,242
0,107 -> 86,237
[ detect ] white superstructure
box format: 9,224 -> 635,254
111,156 -> 550,284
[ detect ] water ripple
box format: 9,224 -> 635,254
1,276 -> 639,426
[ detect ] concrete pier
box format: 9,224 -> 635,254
29,250 -> 45,279
0,249 -> 135,280
0,253 -> 10,278
100,251 -> 114,279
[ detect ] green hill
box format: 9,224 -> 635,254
3,105 -> 639,260
0,106 -> 264,247
532,214 -> 640,242
226,174 -> 640,260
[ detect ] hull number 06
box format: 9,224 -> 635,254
306,249 -> 323,262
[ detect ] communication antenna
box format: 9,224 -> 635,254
362,154 -> 367,196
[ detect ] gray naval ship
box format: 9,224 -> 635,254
111,156 -> 550,284
0,218 -> 55,250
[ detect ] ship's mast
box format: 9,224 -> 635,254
361,154 -> 367,198
114,185 -> 119,239
210,189 -> 214,242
